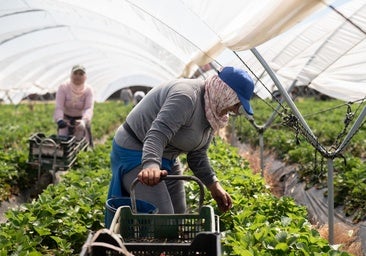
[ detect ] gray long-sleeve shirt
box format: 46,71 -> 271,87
114,78 -> 218,186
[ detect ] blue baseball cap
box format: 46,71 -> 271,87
218,66 -> 254,115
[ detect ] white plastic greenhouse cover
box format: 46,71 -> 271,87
216,0 -> 366,102
0,0 -> 364,104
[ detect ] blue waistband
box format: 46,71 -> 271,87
108,140 -> 176,199
112,140 -> 175,173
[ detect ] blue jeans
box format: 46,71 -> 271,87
107,139 -> 186,214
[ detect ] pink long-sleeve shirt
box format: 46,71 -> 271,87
53,82 -> 94,123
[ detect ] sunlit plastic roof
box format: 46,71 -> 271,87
1,0 -> 365,104
219,0 -> 366,102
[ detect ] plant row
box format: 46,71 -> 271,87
0,135 -> 351,255
0,101 -> 132,202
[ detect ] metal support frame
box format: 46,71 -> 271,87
247,79 -> 298,176
250,47 -> 366,244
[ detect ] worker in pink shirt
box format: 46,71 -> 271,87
53,65 -> 94,147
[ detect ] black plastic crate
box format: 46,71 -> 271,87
28,133 -> 80,170
80,229 -> 221,256
29,133 -> 76,159
126,232 -> 221,255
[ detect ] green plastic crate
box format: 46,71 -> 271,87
112,205 -> 220,255
108,175 -> 222,255
117,205 -> 215,242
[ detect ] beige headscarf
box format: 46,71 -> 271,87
70,82 -> 86,96
69,82 -> 86,107
204,75 -> 240,131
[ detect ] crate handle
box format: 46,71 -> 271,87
130,175 -> 205,214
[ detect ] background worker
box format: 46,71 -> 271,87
53,64 -> 94,147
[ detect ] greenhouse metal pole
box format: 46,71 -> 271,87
259,133 -> 264,174
250,48 -> 325,155
327,106 -> 365,245
263,80 -> 297,130
334,106 -> 366,156
251,47 -> 337,244
327,158 -> 335,244
251,81 -> 297,175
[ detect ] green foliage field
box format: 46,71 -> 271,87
0,101 -> 131,201
0,100 -> 355,255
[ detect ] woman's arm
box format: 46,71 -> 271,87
141,92 -> 195,170
187,142 -> 232,213
82,87 -> 94,123
53,85 -> 66,122
139,92 -> 195,185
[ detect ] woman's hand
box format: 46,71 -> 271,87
208,181 -> 232,212
138,167 -> 168,186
